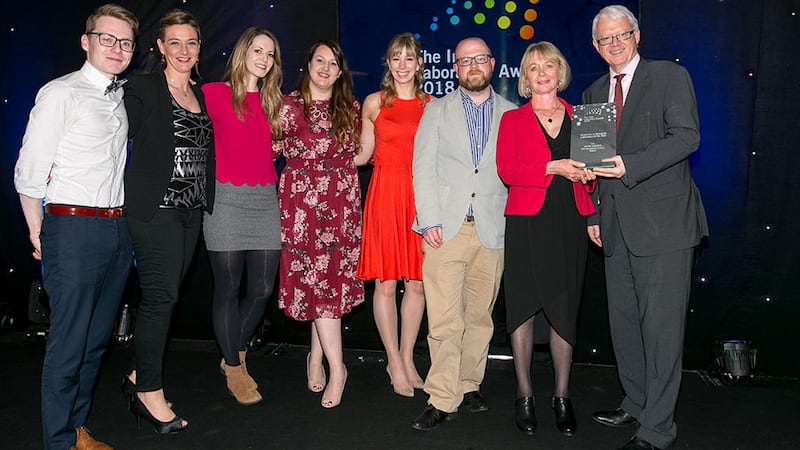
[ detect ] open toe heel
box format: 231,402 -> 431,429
306,353 -> 326,393
129,395 -> 189,434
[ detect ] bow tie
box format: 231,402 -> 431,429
104,78 -> 128,95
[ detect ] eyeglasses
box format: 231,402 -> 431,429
87,32 -> 135,52
455,54 -> 492,66
595,30 -> 636,46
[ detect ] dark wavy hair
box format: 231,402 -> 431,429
298,40 -> 359,154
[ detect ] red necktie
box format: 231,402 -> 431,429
614,74 -> 625,130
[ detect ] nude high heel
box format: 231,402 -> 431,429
386,365 -> 414,398
321,368 -> 348,408
306,353 -> 326,393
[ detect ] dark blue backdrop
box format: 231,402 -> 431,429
1,0 -> 798,376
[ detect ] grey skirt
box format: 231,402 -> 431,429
203,181 -> 281,252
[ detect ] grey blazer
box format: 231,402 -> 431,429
583,58 -> 709,257
412,88 -> 516,249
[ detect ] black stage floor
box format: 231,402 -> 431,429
2,335 -> 798,450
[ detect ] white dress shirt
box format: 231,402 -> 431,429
606,53 -> 641,105
14,61 -> 128,208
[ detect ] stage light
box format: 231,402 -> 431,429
710,340 -> 756,384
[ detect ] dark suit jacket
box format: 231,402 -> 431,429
582,59 -> 708,257
123,72 -> 215,221
496,97 -> 596,217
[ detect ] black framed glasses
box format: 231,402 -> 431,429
595,30 -> 636,46
87,32 -> 135,52
455,54 -> 492,66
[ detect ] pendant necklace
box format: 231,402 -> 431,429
167,79 -> 189,98
533,102 -> 559,123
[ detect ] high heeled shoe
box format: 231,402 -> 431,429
321,368 -> 348,408
306,353 -> 326,393
386,365 -> 414,397
122,376 -> 174,408
515,396 -> 537,435
129,394 -> 189,434
552,397 -> 577,437
121,376 -> 136,399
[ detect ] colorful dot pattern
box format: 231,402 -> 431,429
429,0 -> 541,40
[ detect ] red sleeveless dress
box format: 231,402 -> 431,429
356,96 -> 428,282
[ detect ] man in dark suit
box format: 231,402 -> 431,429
582,5 -> 709,450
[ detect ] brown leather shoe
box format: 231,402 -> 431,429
75,426 -> 113,450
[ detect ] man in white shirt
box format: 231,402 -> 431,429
13,4 -> 139,449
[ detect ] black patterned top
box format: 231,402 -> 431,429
161,97 -> 212,209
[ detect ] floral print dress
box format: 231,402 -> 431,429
273,91 -> 364,321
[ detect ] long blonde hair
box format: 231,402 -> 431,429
380,33 -> 427,108
223,27 -> 283,138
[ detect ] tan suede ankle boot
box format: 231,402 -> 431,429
238,351 -> 258,389
222,363 -> 262,405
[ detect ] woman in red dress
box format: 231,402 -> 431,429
355,33 -> 430,397
273,41 -> 363,408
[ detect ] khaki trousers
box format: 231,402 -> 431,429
422,221 -> 504,412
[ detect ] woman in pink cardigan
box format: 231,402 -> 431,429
496,41 -> 595,438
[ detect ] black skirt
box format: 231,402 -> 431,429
503,116 -> 588,345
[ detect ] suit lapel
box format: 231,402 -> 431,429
445,90 -> 475,162
589,74 -> 611,104
618,60 -> 651,139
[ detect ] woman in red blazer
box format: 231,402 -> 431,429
496,41 -> 595,438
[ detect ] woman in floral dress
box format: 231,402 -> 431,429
273,40 -> 363,409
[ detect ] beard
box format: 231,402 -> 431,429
459,69 -> 492,92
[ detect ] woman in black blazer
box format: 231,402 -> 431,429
121,9 -> 215,434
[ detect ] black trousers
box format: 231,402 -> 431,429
128,208 -> 202,391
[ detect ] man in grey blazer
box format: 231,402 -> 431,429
583,5 -> 709,450
410,37 -> 516,431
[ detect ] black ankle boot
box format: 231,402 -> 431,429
552,396 -> 577,437
515,396 -> 537,435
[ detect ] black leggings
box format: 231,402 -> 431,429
209,250 -> 280,366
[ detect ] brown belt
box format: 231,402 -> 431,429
45,204 -> 125,219
464,216 -> 475,223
